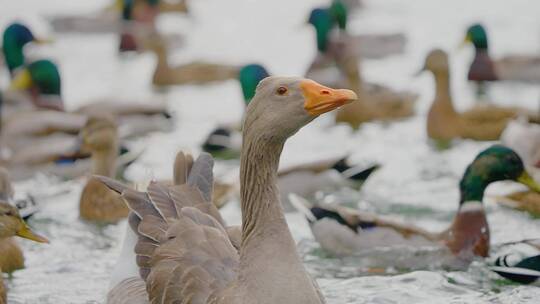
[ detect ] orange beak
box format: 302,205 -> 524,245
300,80 -> 357,116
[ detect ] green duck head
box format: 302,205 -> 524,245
459,145 -> 540,204
329,0 -> 348,30
308,8 -> 334,53
238,64 -> 270,105
122,0 -> 160,20
122,0 -> 134,20
10,59 -> 61,97
2,23 -> 43,74
464,23 -> 489,51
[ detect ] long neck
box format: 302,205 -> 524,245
238,129 -> 301,276
154,45 -> 169,71
91,146 -> 117,178
431,68 -> 457,115
240,132 -> 285,243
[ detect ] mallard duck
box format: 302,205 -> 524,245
2,23 -> 50,77
100,77 -> 356,303
291,145 -> 540,265
306,8 -> 416,129
320,1 -> 407,59
47,0 -> 188,34
0,201 -> 48,304
8,59 -> 172,134
420,49 -> 538,144
139,34 -> 240,86
490,239 -> 540,284
78,115 -> 129,222
463,24 -> 540,94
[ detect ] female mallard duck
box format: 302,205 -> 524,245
79,115 -> 234,221
0,201 -> 48,304
319,1 -> 406,59
8,59 -> 172,135
421,49 -> 538,144
48,0 -> 188,34
306,8 -> 416,129
141,34 -> 240,86
78,115 -> 129,222
100,77 -> 356,303
291,145 -> 540,264
2,23 -> 50,77
463,24 -> 540,93
493,120 -> 540,215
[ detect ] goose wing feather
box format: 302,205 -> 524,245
105,152 -> 238,304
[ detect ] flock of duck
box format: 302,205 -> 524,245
1,0 -> 540,302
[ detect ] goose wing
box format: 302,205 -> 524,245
102,152 -> 239,304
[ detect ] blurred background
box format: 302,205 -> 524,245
1,0 -> 539,303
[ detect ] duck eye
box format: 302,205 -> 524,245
276,86 -> 288,96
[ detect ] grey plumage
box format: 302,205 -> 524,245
105,152 -> 238,304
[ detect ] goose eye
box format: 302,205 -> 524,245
276,86 -> 288,96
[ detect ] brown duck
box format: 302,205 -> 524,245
79,115 -> 234,222
421,49 -> 538,144
78,115 -> 129,222
142,34 -> 241,86
306,8 -> 416,129
0,170 -> 48,303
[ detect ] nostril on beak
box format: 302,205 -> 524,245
321,90 -> 330,95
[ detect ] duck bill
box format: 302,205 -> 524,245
17,222 -> 49,244
459,33 -> 472,49
34,37 -> 54,44
301,80 -> 357,116
9,69 -> 32,91
518,171 -> 540,192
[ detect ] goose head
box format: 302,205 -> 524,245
243,77 -> 357,141
460,145 -> 540,203
0,202 -> 48,243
